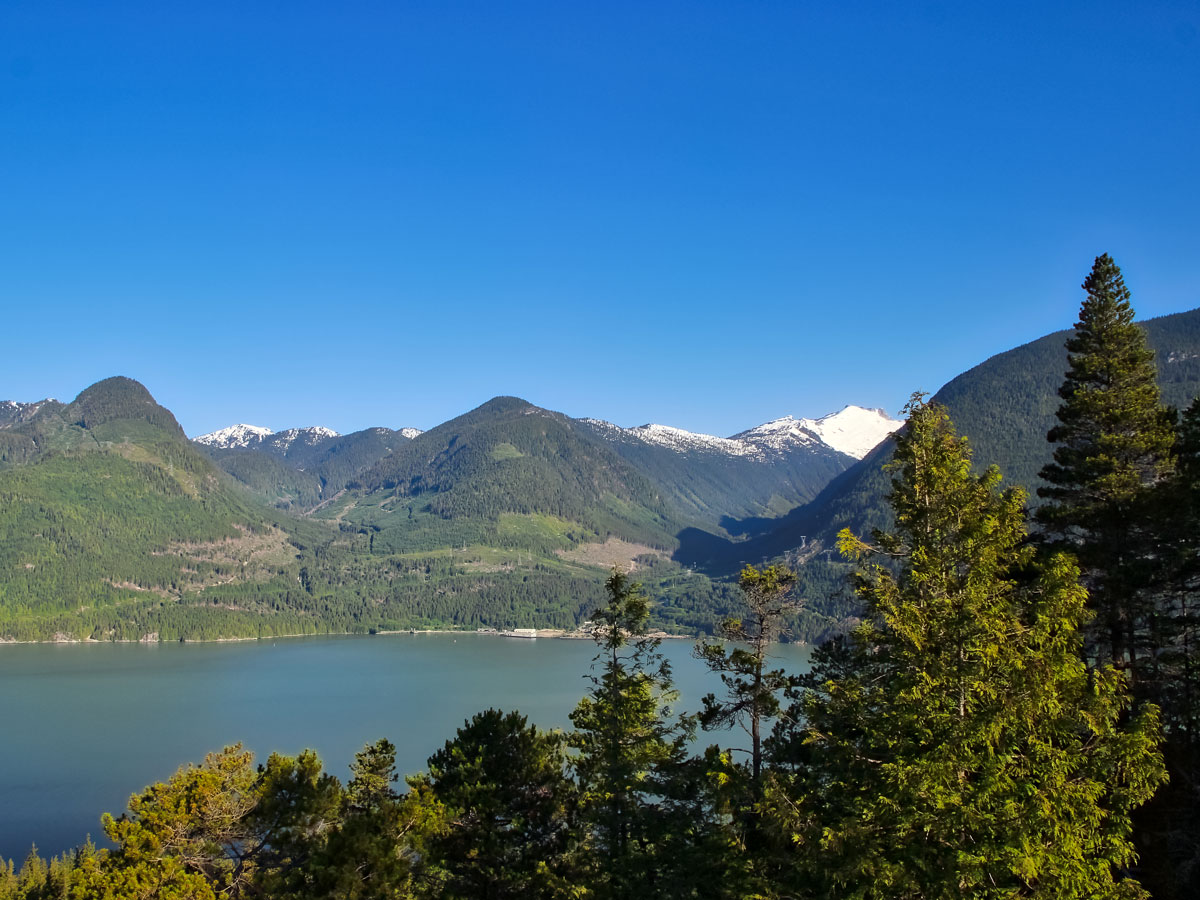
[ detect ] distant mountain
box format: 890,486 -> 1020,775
194,423 -> 277,448
196,424 -> 344,451
585,405 -> 900,461
0,377 -> 337,641
340,396 -> 680,551
196,423 -> 424,453
0,377 -> 187,466
712,306 -> 1200,581
0,399 -> 57,429
732,406 -> 903,459
193,423 -> 424,511
577,406 -> 901,523
194,402 -> 899,527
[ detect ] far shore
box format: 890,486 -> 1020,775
0,626 -> 701,647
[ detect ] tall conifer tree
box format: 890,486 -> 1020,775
1037,253 -> 1175,672
695,563 -> 799,786
768,396 -> 1164,899
570,571 -> 714,899
1130,397 -> 1200,899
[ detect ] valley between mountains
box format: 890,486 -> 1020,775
3,305 -> 1199,644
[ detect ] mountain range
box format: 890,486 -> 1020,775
0,377 -> 899,642
192,404 -> 900,525
2,305 -> 1198,643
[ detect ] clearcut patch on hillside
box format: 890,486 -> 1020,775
158,524 -> 296,569
557,538 -> 665,571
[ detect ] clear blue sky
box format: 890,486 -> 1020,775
3,1 -> 1198,437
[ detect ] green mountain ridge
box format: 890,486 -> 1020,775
686,307 -> 1200,632
349,396 -> 681,548
0,377 -> 321,640
200,426 -> 415,511
0,384 -> 747,641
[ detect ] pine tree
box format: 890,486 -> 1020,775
569,570 -> 696,900
1037,253 -> 1175,673
695,563 -> 799,785
416,709 -> 576,899
769,396 -> 1165,899
694,563 -> 802,895
286,740 -> 442,900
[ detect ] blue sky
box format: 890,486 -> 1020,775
3,1 -> 1198,437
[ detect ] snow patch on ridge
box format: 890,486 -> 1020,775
0,399 -> 53,416
584,405 -> 902,461
731,416 -> 822,452
272,426 -> 340,451
194,424 -> 274,448
582,418 -> 761,457
195,423 -> 422,449
631,423 -> 762,457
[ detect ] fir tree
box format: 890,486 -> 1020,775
1037,253 -> 1176,673
569,570 -> 696,899
695,563 -> 799,785
694,563 -> 802,895
769,395 -> 1165,899
1131,397 -> 1200,899
415,709 -> 576,899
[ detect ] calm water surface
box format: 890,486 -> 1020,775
0,633 -> 810,860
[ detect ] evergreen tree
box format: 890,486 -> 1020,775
281,739 -> 439,900
1129,397 -> 1200,900
414,709 -> 576,899
694,563 -> 802,895
569,570 -> 696,899
695,564 -> 799,785
1037,253 -> 1176,674
0,859 -> 14,900
69,744 -> 342,899
344,738 -> 400,813
1149,397 -> 1200,741
14,849 -> 46,900
769,395 -> 1165,899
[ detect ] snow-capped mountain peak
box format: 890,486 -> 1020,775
194,423 -> 421,450
194,424 -> 274,448
272,426 -> 340,451
799,406 -> 903,459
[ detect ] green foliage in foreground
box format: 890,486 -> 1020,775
765,397 -> 1164,899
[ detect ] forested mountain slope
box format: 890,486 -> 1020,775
0,383 -> 746,640
198,426 -> 417,511
574,407 -> 891,524
333,396 -> 682,551
706,307 -> 1200,625
0,378 -> 328,640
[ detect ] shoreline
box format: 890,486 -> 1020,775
0,627 -> 699,647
